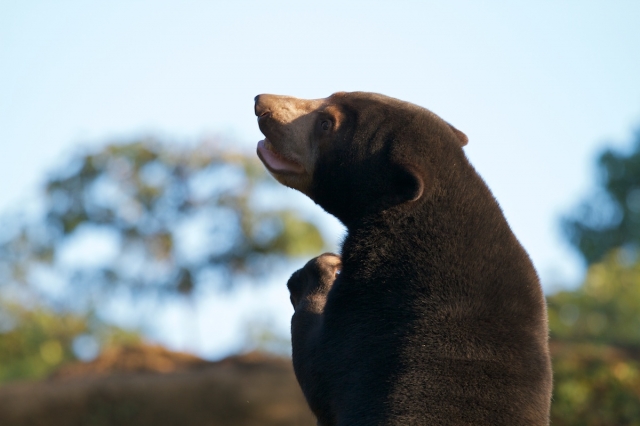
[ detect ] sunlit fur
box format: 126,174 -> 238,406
257,92 -> 552,426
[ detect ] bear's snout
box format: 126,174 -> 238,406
254,94 -> 272,119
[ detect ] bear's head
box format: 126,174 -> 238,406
255,92 -> 467,226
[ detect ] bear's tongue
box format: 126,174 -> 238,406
257,139 -> 304,174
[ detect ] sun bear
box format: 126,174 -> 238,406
254,92 -> 552,425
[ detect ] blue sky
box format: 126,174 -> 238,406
2,1 -> 640,357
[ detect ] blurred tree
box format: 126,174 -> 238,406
0,138 -> 324,304
0,137 -> 324,383
548,249 -> 640,347
0,299 -> 140,384
548,250 -> 640,425
550,340 -> 640,426
563,127 -> 640,265
553,124 -> 640,424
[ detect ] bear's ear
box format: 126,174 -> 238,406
446,122 -> 468,147
391,163 -> 424,204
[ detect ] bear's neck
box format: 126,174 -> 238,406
339,161 -> 533,289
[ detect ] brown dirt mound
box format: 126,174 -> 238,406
0,344 -> 314,426
52,344 -> 210,379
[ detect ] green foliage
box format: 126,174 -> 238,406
0,138 -> 325,299
563,128 -> 640,265
551,341 -> 640,426
0,300 -> 140,384
556,126 -> 640,422
0,137 -> 326,383
548,250 -> 640,425
548,250 -> 640,346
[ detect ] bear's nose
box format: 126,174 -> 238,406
254,94 -> 271,118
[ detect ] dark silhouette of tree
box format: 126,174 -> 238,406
563,127 -> 640,265
552,124 -> 640,424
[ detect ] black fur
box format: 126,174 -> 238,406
274,92 -> 552,425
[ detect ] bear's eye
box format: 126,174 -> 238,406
320,120 -> 331,132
